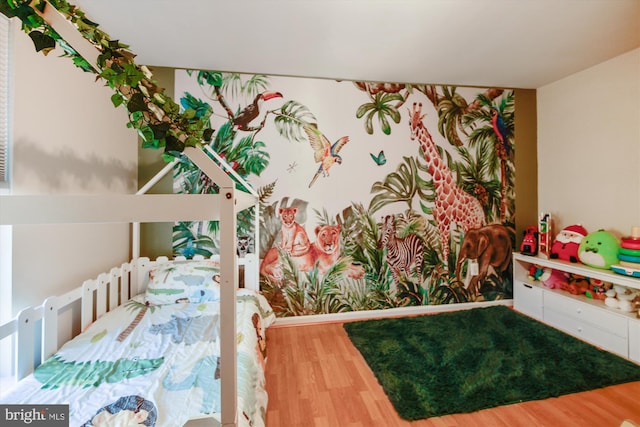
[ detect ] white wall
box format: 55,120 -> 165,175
537,48 -> 640,237
5,19 -> 138,315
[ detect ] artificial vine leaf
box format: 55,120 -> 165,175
28,30 -> 56,55
72,56 -> 93,72
0,2 -> 35,21
6,0 -> 211,155
137,126 -> 155,144
127,92 -> 148,113
150,122 -> 170,140
203,128 -> 214,142
164,135 -> 185,153
111,93 -> 124,107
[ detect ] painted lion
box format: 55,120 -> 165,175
307,224 -> 365,279
260,224 -> 365,281
308,224 -> 342,274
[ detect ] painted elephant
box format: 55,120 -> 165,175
456,224 -> 512,297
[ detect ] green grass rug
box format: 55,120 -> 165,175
343,305 -> 640,420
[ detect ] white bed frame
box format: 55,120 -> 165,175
1,2 -> 263,425
0,172 -> 258,427
0,253 -> 258,377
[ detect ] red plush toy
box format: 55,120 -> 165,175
550,224 -> 588,263
540,268 -> 568,289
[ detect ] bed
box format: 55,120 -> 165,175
0,1 -> 275,424
0,151 -> 267,427
0,255 -> 275,427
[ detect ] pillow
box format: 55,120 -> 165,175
144,259 -> 221,305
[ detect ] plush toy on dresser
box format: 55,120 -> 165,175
577,229 -> 620,269
550,224 -> 588,263
539,268 -> 568,289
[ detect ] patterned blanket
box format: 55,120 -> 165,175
1,289 -> 275,427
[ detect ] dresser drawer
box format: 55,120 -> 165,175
513,281 -> 543,320
543,291 -> 627,337
543,306 -> 628,357
629,319 -> 640,364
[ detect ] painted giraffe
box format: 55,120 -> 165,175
408,102 -> 486,265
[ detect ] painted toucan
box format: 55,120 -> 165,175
233,91 -> 283,131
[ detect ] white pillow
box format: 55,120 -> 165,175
144,259 -> 221,305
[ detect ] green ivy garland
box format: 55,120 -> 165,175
1,0 -> 212,160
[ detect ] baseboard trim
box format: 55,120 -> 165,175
272,299 -> 514,327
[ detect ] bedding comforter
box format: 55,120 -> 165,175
0,289 -> 275,427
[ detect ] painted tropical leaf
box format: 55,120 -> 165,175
369,156 -> 421,213
436,86 -> 468,147
273,100 -> 317,142
355,92 -> 403,135
188,70 -> 223,88
258,181 -> 277,204
227,135 -> 270,176
180,92 -> 213,120
173,222 -> 217,258
221,73 -> 243,97
212,121 -> 234,156
237,74 -> 270,100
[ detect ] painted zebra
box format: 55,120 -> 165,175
380,215 -> 424,284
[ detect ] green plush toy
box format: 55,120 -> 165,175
578,229 -> 620,269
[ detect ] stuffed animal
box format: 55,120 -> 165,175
562,273 -> 590,295
550,224 -> 588,263
585,278 -> 611,300
578,229 -> 620,269
527,265 -> 545,281
540,268 -> 568,289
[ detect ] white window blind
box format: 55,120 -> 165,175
0,15 -> 9,185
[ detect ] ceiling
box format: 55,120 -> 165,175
74,0 -> 640,89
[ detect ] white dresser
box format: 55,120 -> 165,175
513,253 -> 640,363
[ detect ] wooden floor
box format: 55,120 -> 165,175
264,322 -> 640,427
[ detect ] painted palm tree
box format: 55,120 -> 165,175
454,141 -> 503,224
464,92 -> 515,221
434,86 -> 469,147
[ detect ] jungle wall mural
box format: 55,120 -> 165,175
173,71 -> 515,317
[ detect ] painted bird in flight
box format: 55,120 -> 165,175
304,124 -> 349,188
233,91 -> 283,131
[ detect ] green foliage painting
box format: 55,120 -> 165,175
175,74 -> 516,317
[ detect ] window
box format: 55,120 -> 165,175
0,15 -> 11,386
0,14 -> 9,186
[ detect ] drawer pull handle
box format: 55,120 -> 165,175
523,284 -> 532,289
577,309 -> 582,314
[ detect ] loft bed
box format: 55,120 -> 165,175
0,1 -> 274,427
0,150 -> 274,427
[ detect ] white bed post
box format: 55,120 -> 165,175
183,147 -> 239,427
219,185 -> 238,427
